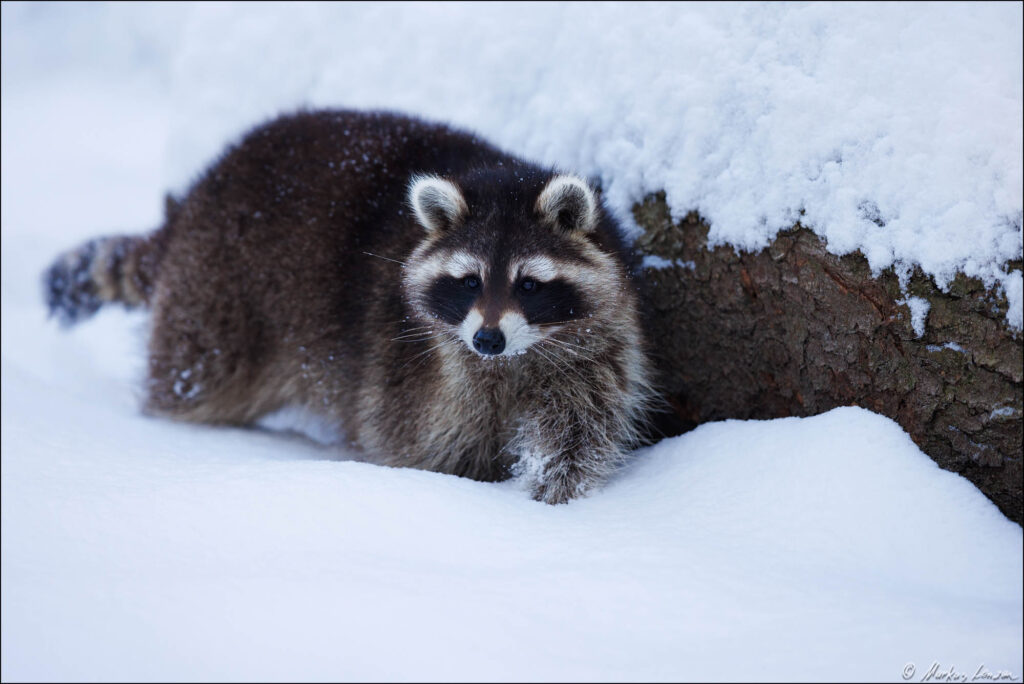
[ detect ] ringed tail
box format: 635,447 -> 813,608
43,233 -> 159,326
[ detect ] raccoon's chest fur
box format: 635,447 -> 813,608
355,344 -> 535,481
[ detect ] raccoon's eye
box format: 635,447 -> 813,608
464,275 -> 481,289
518,278 -> 538,294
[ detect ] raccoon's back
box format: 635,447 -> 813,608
170,109 -> 507,247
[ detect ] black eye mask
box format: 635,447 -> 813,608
517,278 -> 587,325
424,275 -> 480,325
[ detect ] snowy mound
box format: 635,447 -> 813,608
3,3 -> 1019,327
2,301 -> 1021,680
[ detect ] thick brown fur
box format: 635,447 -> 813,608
43,109 -> 656,504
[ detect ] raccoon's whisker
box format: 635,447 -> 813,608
391,333 -> 444,342
385,319 -> 432,328
533,341 -> 587,379
403,335 -> 460,374
398,347 -> 442,372
530,344 -> 574,383
435,303 -> 471,319
545,335 -> 593,353
392,335 -> 440,342
548,346 -> 597,365
391,328 -> 440,340
536,340 -> 597,383
362,251 -> 408,266
392,333 -> 448,343
545,327 -> 601,356
398,335 -> 458,371
541,337 -> 597,362
532,342 -> 565,368
391,325 -> 437,338
538,351 -> 589,391
391,329 -> 440,339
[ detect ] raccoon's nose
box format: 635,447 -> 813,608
472,327 -> 506,355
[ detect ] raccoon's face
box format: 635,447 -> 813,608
402,172 -> 622,359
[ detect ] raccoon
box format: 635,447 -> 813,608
44,109 -> 656,504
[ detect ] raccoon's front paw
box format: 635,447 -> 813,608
528,462 -> 593,505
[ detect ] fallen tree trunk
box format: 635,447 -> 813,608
633,193 -> 1023,524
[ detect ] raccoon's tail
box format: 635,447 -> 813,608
43,233 -> 160,326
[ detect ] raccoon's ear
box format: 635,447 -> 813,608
408,175 -> 468,233
535,174 -> 598,234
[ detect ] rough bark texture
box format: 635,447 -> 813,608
633,193 -> 1023,524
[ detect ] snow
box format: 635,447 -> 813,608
898,296 -> 932,339
3,321 -> 1023,680
641,255 -> 696,271
989,406 -> 1016,420
2,3 -> 1022,681
927,342 -> 966,354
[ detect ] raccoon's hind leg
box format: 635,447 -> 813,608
142,288 -> 294,426
43,235 -> 158,325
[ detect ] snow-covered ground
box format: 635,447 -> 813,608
2,3 -> 1022,681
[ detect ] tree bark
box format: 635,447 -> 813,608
633,193 -> 1023,524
